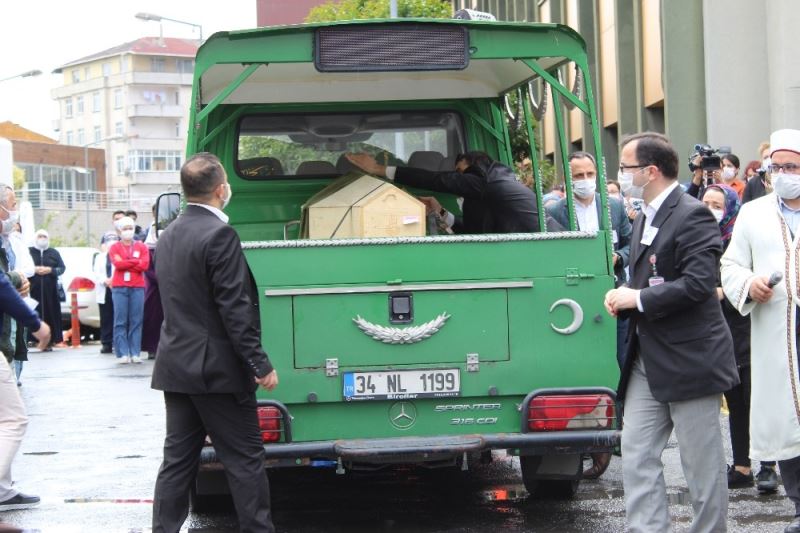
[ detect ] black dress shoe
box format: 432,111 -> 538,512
785,516 -> 800,533
727,464 -> 754,488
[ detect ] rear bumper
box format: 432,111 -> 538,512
199,429 -> 619,467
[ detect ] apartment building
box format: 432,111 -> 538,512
51,37 -> 199,197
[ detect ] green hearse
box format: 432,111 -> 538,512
161,16 -> 621,507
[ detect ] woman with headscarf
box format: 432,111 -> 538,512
701,184 -> 774,489
109,216 -> 149,364
28,229 -> 65,351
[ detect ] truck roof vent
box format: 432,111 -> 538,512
315,24 -> 469,73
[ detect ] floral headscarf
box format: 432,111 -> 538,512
704,183 -> 740,247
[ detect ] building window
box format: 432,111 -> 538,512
128,150 -> 183,172
115,122 -> 123,136
120,56 -> 128,73
84,67 -> 90,80
94,126 -> 102,143
151,57 -> 166,72
143,90 -> 167,104
174,91 -> 180,105
66,131 -> 74,145
71,70 -> 80,83
177,59 -> 194,73
175,122 -> 181,137
92,91 -> 101,113
102,63 -> 112,77
76,95 -> 84,115
65,98 -> 73,118
114,89 -> 123,109
116,155 -> 125,174
77,129 -> 85,146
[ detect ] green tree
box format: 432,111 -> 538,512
306,0 -> 451,22
12,166 -> 25,191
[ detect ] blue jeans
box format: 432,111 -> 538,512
112,287 -> 144,358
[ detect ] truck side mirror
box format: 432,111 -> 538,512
155,192 -> 181,237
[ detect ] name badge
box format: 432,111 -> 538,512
648,276 -> 665,287
612,230 -> 619,244
641,226 -> 659,246
123,271 -> 131,282
133,250 -> 141,258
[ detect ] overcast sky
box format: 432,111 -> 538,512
0,0 -> 259,139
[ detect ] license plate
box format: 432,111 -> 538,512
343,369 -> 460,401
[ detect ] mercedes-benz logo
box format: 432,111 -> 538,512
388,401 -> 417,430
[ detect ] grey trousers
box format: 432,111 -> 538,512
622,358 -> 728,533
0,355 -> 26,502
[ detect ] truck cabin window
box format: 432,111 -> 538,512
237,111 -> 464,178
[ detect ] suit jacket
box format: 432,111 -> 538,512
617,185 -> 738,403
394,162 -> 539,233
151,205 -> 273,394
546,194 -> 632,266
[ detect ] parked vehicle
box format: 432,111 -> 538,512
159,15 -> 620,510
57,246 -> 101,332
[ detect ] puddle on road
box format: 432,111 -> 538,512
23,451 -> 58,455
115,455 -> 145,459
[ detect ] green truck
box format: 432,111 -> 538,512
158,16 -> 621,508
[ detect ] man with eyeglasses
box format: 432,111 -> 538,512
604,132 -> 738,532
722,128 -> 800,533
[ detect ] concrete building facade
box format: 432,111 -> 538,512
51,37 -> 198,197
452,0 -> 800,177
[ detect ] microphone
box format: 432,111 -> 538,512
767,271 -> 783,288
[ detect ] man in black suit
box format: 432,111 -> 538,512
151,153 -> 278,533
346,151 -> 540,233
604,132 -> 738,532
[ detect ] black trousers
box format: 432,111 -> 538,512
780,455 -> 800,517
99,288 -> 114,347
152,391 -> 274,533
724,364 -> 776,470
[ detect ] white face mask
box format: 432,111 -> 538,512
221,183 -> 232,210
772,172 -> 800,200
120,229 -> 135,241
572,179 -> 596,200
35,238 -> 49,250
617,168 -> 648,200
709,208 -> 725,223
0,205 -> 18,235
721,167 -> 736,181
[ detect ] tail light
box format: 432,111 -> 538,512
68,277 -> 95,292
257,406 -> 283,443
528,394 -> 615,431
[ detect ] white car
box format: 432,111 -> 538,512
57,246 -> 101,331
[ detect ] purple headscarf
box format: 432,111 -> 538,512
704,183 -> 740,247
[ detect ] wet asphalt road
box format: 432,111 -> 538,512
1,343 -> 795,532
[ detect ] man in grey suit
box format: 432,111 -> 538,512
604,132 -> 739,532
151,153 -> 279,533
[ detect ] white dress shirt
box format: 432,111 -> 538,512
574,197 -> 599,232
187,202 -> 229,224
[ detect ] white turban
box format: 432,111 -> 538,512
770,129 -> 800,157
115,216 -> 135,230
35,229 -> 49,239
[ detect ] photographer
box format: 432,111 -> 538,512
742,142 -> 771,204
686,145 -> 722,200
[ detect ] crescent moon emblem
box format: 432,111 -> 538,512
549,299 -> 584,335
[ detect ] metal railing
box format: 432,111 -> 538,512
18,186 -> 158,212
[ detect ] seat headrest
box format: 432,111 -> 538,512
407,151 -> 445,171
296,160 -> 338,175
239,157 -> 284,177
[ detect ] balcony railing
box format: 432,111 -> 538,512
19,185 -> 158,212
127,104 -> 185,118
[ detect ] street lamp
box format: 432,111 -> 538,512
135,12 -> 203,41
82,135 -> 125,244
0,70 -> 42,83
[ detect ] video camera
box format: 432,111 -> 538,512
688,144 -> 722,173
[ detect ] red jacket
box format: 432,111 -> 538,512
109,241 -> 150,288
